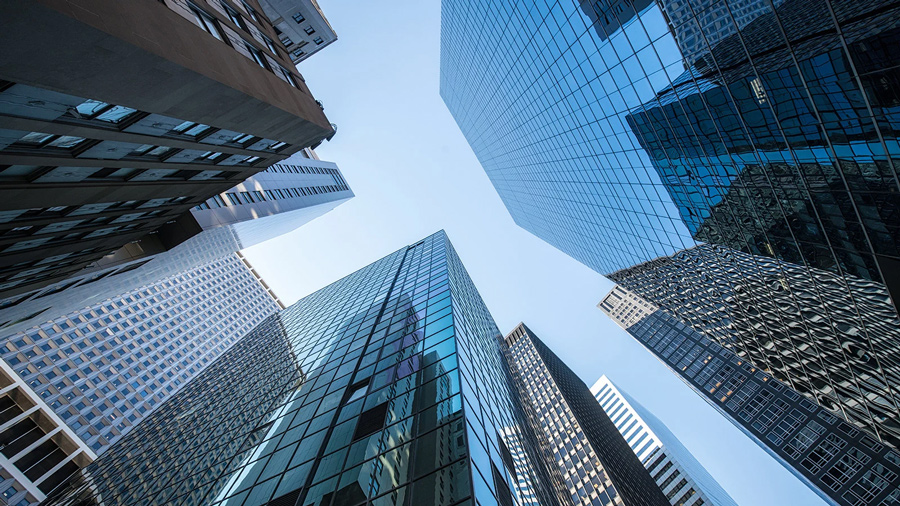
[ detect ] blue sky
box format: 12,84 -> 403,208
243,1 -> 826,504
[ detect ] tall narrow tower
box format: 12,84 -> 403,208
591,375 -> 738,506
503,323 -> 671,506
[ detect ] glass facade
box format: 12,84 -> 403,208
610,244 -> 900,449
441,0 -> 693,275
440,0 -> 900,462
600,285 -> 900,506
592,375 -> 738,506
44,231 -> 561,506
503,324 -> 670,506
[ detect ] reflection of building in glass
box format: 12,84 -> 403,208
0,149 -> 351,335
600,285 -> 900,506
0,0 -> 332,296
657,0 -> 786,67
441,0 -> 900,472
578,0 -> 654,41
0,252 -> 282,505
626,2 -> 900,296
503,324 -> 669,506
610,244 -> 900,449
44,232 -> 562,506
591,375 -> 738,506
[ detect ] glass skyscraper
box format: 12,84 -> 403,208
503,323 -> 670,506
440,0 -> 900,460
600,285 -> 900,506
609,244 -> 900,448
591,375 -> 737,506
43,231 -> 563,506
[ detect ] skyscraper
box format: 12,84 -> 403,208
600,285 -> 900,506
0,0 -> 334,296
609,244 -> 900,449
0,252 -> 283,506
591,375 -> 737,506
503,323 -> 670,506
0,149 -> 352,335
258,0 -> 339,63
440,0 -> 900,455
42,232 -> 564,506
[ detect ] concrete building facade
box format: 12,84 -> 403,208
503,323 -> 670,506
591,375 -> 737,506
0,252 -> 282,505
0,0 -> 333,297
259,0 -> 339,63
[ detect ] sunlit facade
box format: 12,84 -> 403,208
0,253 -> 282,505
591,375 -> 737,506
503,324 -> 670,506
440,0 -> 900,468
44,232 -> 562,506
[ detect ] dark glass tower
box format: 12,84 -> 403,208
503,323 -> 670,506
599,285 -> 900,506
43,232 -> 563,506
609,244 -> 900,448
440,0 -> 900,457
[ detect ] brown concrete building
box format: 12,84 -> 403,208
0,0 -> 334,299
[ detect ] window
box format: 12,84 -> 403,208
196,151 -> 225,163
70,99 -> 138,124
240,1 -> 261,23
293,49 -> 306,59
13,132 -> 87,151
244,42 -> 269,69
86,167 -> 140,181
304,26 -> 316,35
279,35 -> 293,47
229,133 -> 256,145
292,12 -> 306,23
221,2 -> 248,31
345,380 -> 369,404
238,155 -> 261,165
262,36 -> 280,55
169,121 -> 211,138
313,36 -> 324,45
277,66 -> 298,87
128,144 -> 176,159
353,402 -> 388,440
189,4 -> 225,41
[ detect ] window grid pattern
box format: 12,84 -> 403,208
440,0 -> 900,471
592,377 -> 736,506
601,286 -> 900,506
1,254 -> 279,453
43,232 -> 560,506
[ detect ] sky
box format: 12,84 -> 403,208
243,1 -> 827,504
